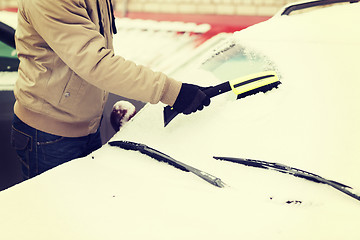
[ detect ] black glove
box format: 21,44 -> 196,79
172,83 -> 211,115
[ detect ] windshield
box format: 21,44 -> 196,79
201,40 -> 279,83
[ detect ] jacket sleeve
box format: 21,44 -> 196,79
23,0 -> 181,106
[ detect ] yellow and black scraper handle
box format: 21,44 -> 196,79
163,70 -> 281,127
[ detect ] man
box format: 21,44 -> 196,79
11,0 -> 210,180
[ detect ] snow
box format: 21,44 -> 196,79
0,10 -> 17,28
112,18 -> 214,74
1,3 -> 360,239
0,71 -> 17,91
112,100 -> 136,116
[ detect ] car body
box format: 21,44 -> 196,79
1,1 -> 360,239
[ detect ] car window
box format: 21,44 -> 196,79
201,42 -> 278,82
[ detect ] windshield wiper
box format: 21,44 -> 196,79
214,156 -> 360,202
109,141 -> 225,188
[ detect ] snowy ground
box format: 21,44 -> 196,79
1,2 -> 360,240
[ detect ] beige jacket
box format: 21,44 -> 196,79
14,0 -> 182,137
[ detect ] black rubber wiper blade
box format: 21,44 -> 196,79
214,156 -> 360,202
109,141 -> 225,188
109,140 -> 189,171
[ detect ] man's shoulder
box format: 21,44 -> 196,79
21,0 -> 89,20
24,0 -> 85,9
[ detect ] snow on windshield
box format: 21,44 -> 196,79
116,2 -> 360,191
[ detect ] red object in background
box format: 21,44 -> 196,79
2,8 -> 17,12
122,12 -> 270,38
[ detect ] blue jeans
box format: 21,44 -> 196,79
11,114 -> 102,180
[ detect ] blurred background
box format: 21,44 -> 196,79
1,0 -> 299,16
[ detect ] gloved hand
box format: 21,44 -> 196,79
172,83 -> 211,115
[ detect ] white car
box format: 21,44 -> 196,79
1,1 -> 360,239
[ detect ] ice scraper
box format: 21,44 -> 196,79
163,70 -> 281,127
